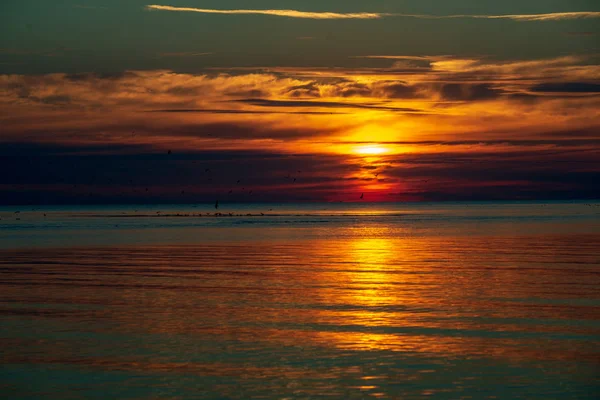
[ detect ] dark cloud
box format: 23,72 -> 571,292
285,82 -> 321,98
1,118 -> 343,142
0,142 -> 154,156
0,141 -> 353,204
1,140 -> 598,204
147,109 -> 346,115
157,121 -> 338,140
382,148 -> 600,200
223,89 -> 269,97
165,86 -> 202,96
530,82 -> 600,93
340,138 -> 600,147
334,83 -> 372,98
38,95 -> 72,105
439,83 -> 503,101
64,71 -> 136,81
539,127 -> 600,138
232,98 -> 426,113
379,82 -> 420,99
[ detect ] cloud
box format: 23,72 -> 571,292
145,5 -> 383,19
232,98 -> 426,113
1,55 -> 599,163
383,147 -> 600,201
438,83 -> 503,101
530,82 -> 600,93
487,12 -> 600,22
146,5 -> 600,22
2,57 -> 600,203
148,109 -> 347,115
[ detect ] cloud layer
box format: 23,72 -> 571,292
1,55 -> 599,202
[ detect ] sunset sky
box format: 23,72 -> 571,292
1,0 -> 599,203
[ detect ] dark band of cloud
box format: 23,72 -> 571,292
231,98 -> 427,113
147,109 -> 348,115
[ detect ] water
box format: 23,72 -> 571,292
1,202 -> 599,399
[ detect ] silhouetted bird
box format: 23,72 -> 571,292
205,169 -> 210,173
237,180 -> 241,184
167,150 -> 172,155
293,178 -> 296,183
215,200 -> 219,209
228,190 -> 233,194
360,193 -> 364,200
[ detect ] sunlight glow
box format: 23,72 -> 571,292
355,145 -> 389,155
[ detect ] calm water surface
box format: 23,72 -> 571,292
1,202 -> 599,399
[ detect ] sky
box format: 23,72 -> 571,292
1,1 -> 599,204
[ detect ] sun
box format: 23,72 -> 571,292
355,145 -> 388,155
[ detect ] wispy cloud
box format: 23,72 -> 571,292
146,5 -> 600,22
145,5 -> 382,19
487,12 -> 600,21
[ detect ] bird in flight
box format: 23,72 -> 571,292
360,193 -> 364,200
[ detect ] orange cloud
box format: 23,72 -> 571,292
1,56 -> 598,162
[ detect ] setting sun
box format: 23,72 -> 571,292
355,145 -> 389,155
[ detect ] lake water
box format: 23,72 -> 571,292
1,202 -> 599,399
